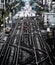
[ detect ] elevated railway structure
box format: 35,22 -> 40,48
0,17 -> 54,65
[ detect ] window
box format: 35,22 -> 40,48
53,15 -> 55,17
52,0 -> 55,1
8,0 -> 10,2
1,0 -> 4,3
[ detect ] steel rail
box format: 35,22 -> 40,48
16,21 -> 24,65
0,19 -> 19,65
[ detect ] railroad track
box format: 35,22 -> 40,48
0,17 -> 53,65
0,18 -> 22,65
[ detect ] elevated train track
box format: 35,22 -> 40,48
0,17 -> 54,65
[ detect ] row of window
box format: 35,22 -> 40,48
1,0 -> 17,3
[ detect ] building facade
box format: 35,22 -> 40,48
0,0 -> 19,10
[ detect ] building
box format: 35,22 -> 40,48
0,0 -> 19,10
0,0 -> 20,17
43,13 -> 55,26
52,1 -> 55,10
